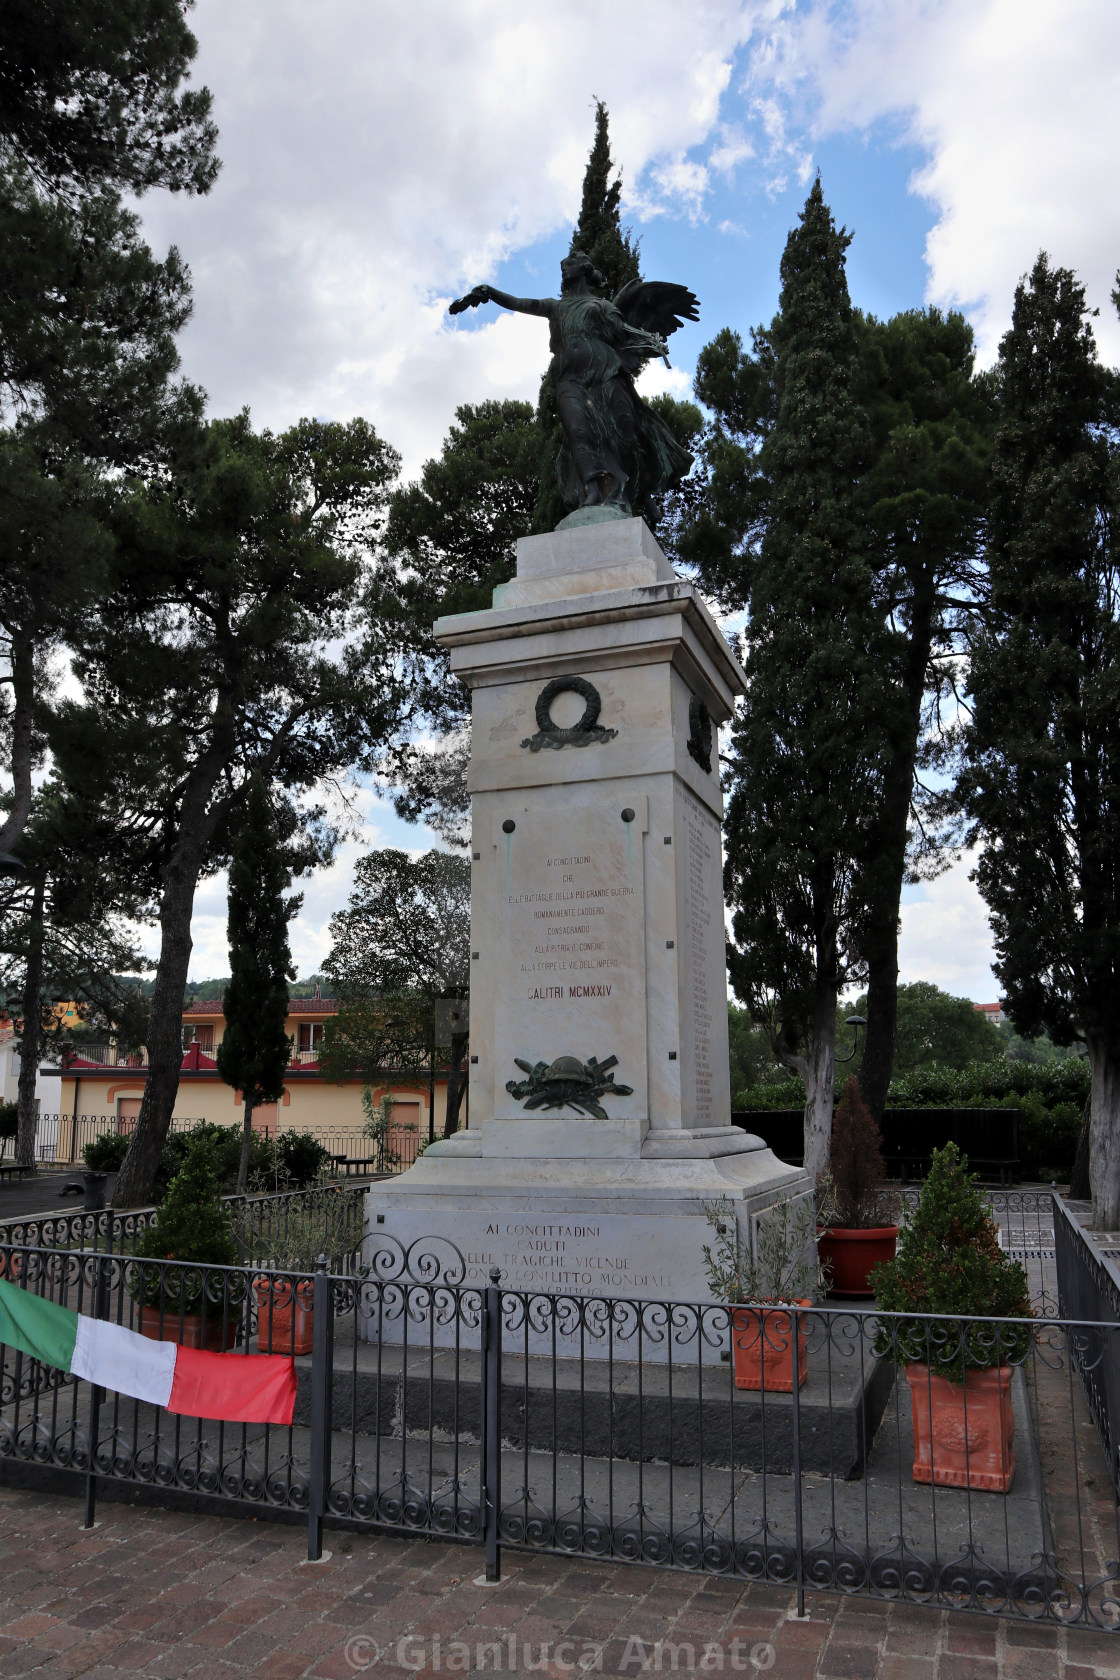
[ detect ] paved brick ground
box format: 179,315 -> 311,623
1,1487 -> 1118,1679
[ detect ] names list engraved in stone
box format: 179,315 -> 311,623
683,793 -> 717,1123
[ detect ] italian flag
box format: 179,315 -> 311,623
0,1278 -> 297,1426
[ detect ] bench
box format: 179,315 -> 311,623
329,1155 -> 382,1178
0,1163 -> 33,1184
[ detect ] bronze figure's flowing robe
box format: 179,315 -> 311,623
451,253 -> 699,526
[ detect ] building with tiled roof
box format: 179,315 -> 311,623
54,990 -> 457,1164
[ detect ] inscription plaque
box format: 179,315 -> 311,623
493,802 -> 648,1118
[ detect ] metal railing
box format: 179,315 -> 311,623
0,1183 -> 369,1268
24,1115 -> 423,1172
1054,1196 -> 1120,1495
4,1226 -> 1120,1629
28,1114 -> 207,1165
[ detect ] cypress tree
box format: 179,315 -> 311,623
531,101 -> 640,533
701,179 -> 891,1177
853,309 -> 991,1117
963,254 -> 1120,1225
216,776 -> 299,1194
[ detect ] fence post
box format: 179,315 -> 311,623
789,1306 -> 806,1618
307,1254 -> 334,1560
481,1266 -> 502,1582
81,1224 -> 113,1529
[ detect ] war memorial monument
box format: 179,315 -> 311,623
366,252 -> 808,1317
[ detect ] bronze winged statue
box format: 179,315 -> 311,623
450,251 -> 698,527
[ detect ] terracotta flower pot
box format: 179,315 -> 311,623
818,1226 -> 899,1297
137,1305 -> 238,1351
906,1363 -> 1016,1492
731,1302 -> 810,1391
253,1277 -> 314,1355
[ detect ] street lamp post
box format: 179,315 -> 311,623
836,1014 -> 866,1065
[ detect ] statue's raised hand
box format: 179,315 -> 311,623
449,284 -> 490,316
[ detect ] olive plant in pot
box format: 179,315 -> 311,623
233,1187 -> 362,1354
702,1196 -> 825,1391
870,1142 -> 1032,1492
133,1135 -> 243,1349
817,1077 -> 901,1297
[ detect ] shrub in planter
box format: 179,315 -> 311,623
817,1078 -> 901,1296
703,1196 -> 824,1391
134,1134 -> 243,1346
871,1142 -> 1032,1491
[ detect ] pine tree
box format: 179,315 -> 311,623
531,101 -> 640,534
216,776 -> 299,1194
54,413 -> 402,1207
696,179 -> 891,1178
963,254 -> 1120,1225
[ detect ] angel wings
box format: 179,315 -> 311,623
611,278 -> 700,340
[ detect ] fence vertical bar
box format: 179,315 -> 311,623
482,1266 -> 502,1582
81,1224 -> 112,1529
790,1305 -> 806,1617
307,1255 -> 334,1560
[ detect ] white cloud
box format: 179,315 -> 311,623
136,0 -> 769,473
765,0 -> 1120,361
898,854 -> 998,1003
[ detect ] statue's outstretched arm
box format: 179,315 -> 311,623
449,284 -> 552,319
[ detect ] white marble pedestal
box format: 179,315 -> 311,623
365,516 -> 808,1344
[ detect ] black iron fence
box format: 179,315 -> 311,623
4,1204 -> 1120,1630
29,1114 -> 206,1166
27,1115 -> 422,1174
0,1183 -> 369,1269
1055,1194 -> 1120,1495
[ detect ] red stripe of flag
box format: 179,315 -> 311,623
167,1347 -> 297,1425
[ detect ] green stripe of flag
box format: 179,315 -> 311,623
0,1277 -> 78,1371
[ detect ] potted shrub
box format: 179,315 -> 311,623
871,1142 -> 1032,1492
134,1134 -> 243,1349
817,1077 -> 901,1296
703,1196 -> 825,1391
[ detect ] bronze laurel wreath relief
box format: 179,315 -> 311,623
521,675 -> 618,752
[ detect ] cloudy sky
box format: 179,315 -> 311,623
134,0 -> 1120,1000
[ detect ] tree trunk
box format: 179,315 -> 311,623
803,979 -> 838,1182
0,638 -> 36,854
858,582 -> 935,1122
444,1031 -> 468,1135
15,874 -> 44,1171
1087,1037 -> 1120,1228
237,1096 -> 255,1194
1070,1090 -> 1092,1201
113,855 -> 202,1206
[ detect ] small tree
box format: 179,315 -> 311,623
216,777 -> 298,1193
871,1143 -> 1031,1378
824,1077 -> 898,1229
323,847 -> 470,1136
134,1132 -> 239,1315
